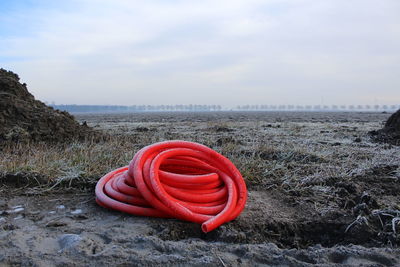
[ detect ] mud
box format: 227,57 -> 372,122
1,190 -> 399,266
0,69 -> 94,143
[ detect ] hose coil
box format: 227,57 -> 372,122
95,140 -> 247,232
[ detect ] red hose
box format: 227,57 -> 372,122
95,140 -> 247,233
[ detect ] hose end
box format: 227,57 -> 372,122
201,224 -> 209,233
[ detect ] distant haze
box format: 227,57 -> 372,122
1,0 -> 399,107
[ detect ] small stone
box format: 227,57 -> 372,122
58,234 -> 82,251
56,205 -> 65,210
48,211 -> 56,214
71,209 -> 82,215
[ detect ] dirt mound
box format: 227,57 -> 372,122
370,109 -> 400,145
385,109 -> 400,133
0,69 -> 94,143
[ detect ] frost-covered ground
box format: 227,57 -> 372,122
1,111 -> 399,266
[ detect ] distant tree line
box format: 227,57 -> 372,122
50,104 -> 222,113
49,103 -> 399,113
235,104 -> 400,111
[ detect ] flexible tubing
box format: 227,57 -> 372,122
95,140 -> 247,233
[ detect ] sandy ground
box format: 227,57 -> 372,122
1,111 -> 400,266
1,191 -> 399,266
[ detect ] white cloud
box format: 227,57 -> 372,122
1,0 -> 399,106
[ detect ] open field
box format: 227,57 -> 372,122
1,111 -> 400,266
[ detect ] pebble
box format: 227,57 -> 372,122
58,234 -> 82,252
71,209 -> 82,215
56,205 -> 65,210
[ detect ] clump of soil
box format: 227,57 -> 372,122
370,109 -> 400,145
0,69 -> 94,143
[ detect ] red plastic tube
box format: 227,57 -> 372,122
95,140 -> 247,233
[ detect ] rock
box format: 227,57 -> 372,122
71,209 -> 82,215
58,234 -> 82,251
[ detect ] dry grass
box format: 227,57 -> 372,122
1,112 -> 399,193
1,136 -> 135,186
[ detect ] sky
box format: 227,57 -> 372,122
0,0 -> 399,107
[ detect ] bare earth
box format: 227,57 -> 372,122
1,111 -> 400,266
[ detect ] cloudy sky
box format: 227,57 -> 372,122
1,0 -> 399,107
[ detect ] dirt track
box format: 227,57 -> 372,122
1,191 -> 399,266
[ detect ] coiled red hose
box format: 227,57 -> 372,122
95,140 -> 247,233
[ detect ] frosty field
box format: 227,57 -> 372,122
0,111 -> 399,266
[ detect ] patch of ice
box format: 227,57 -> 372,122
71,209 -> 82,215
7,207 -> 24,213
